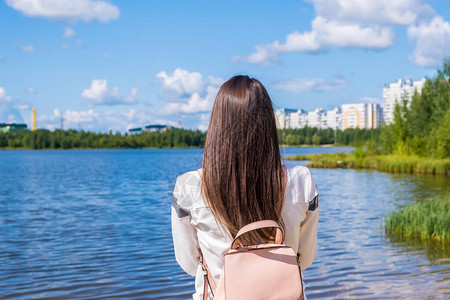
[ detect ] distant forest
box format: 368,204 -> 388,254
0,127 -> 378,150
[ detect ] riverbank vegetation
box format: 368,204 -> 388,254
286,151 -> 450,175
384,194 -> 450,242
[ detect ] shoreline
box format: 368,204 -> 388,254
285,153 -> 450,176
0,146 -> 204,151
0,144 -> 348,151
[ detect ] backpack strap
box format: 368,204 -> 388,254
200,253 -> 216,300
231,220 -> 283,249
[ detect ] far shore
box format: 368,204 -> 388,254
0,144 -> 350,151
0,146 -> 203,151
280,144 -> 346,148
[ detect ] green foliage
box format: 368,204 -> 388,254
1,126 -> 381,149
279,127 -> 380,146
381,60 -> 450,158
312,134 -> 321,145
385,194 -> 450,242
0,128 -> 205,149
353,147 -> 367,164
285,152 -> 450,175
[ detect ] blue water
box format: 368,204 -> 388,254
0,148 -> 448,299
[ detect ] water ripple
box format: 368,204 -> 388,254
0,148 -> 448,299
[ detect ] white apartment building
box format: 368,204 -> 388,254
371,104 -> 383,128
342,103 -> 382,129
289,109 -> 308,129
307,108 -> 327,129
275,108 -> 309,129
326,107 -> 342,130
276,101 -> 382,130
275,108 -> 299,129
383,77 -> 426,124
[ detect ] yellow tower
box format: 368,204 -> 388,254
32,108 -> 36,131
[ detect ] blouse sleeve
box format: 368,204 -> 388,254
295,167 -> 319,270
171,174 -> 201,276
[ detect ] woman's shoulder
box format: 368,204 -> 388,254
173,170 -> 203,210
175,170 -> 201,187
286,165 -> 314,184
284,165 -> 317,204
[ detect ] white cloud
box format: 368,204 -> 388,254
273,78 -> 347,93
408,16 -> 450,67
197,113 -> 210,132
0,54 -> 4,61
82,79 -> 138,105
157,68 -> 205,97
37,108 -> 174,132
61,27 -> 83,49
5,0 -> 120,23
0,87 -> 12,102
124,88 -> 138,104
159,86 -> 220,115
39,108 -> 98,131
234,19 -> 394,65
232,44 -> 281,65
27,87 -> 36,94
0,87 -> 24,123
198,124 -> 208,132
157,69 -> 223,115
63,27 -> 77,38
61,38 -> 83,50
21,45 -> 35,53
309,0 -> 433,26
65,109 -> 98,124
234,0 -> 443,66
18,103 -> 31,110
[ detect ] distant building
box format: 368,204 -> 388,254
128,124 -> 174,134
383,78 -> 426,124
371,104 -> 383,129
342,103 -> 382,129
289,109 -> 308,129
0,123 -> 27,133
307,108 -> 327,129
275,108 -> 300,129
326,107 -> 342,130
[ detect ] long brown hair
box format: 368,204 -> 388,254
201,75 -> 285,242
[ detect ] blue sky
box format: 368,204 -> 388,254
0,0 -> 449,132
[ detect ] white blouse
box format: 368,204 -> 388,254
171,165 -> 319,299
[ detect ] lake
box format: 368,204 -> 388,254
0,148 -> 448,299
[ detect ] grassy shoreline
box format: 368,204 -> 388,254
285,152 -> 450,175
384,195 -> 450,242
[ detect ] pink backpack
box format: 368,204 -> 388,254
200,220 -> 304,300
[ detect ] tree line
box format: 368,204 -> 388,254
0,126 -> 380,150
0,129 -> 205,149
279,127 -> 380,146
380,61 -> 450,158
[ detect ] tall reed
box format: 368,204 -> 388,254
384,195 -> 450,242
